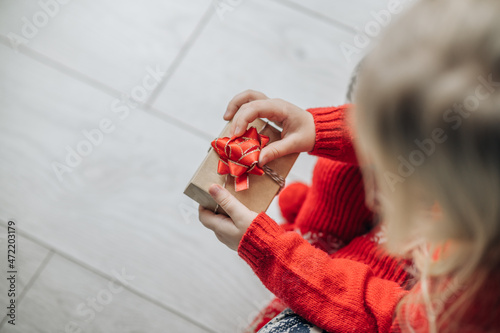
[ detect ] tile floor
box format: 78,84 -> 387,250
0,0 -> 401,332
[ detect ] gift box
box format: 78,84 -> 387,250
184,118 -> 299,215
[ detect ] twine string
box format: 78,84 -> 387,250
258,121 -> 286,193
213,121 -> 286,213
263,165 -> 286,194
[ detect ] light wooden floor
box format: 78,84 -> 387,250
0,1 -> 393,332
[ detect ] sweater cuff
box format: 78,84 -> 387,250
237,212 -> 285,271
307,105 -> 358,164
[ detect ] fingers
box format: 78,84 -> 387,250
224,90 -> 268,121
198,205 -> 244,251
230,99 -> 287,137
259,135 -> 298,166
208,184 -> 252,225
198,205 -> 234,234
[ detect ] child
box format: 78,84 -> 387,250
199,0 -> 500,331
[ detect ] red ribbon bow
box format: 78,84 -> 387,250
211,127 -> 270,192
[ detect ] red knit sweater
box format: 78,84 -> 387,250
237,106 -> 499,332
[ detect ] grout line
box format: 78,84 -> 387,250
0,220 -> 217,333
146,4 -> 215,106
0,249 -> 55,329
270,0 -> 356,33
15,251 -> 55,305
145,105 -> 214,141
0,35 -> 213,143
0,35 -> 121,98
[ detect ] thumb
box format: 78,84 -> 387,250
259,137 -> 296,166
209,184 -> 249,222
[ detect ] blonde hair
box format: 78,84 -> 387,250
353,0 -> 500,331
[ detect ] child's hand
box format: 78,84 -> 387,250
224,90 -> 316,166
198,184 -> 258,251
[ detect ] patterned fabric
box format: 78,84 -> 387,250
243,297 -> 288,333
300,229 -> 345,255
258,308 -> 327,333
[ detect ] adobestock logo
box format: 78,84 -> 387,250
51,66 -> 165,182
213,0 -> 244,21
7,0 -> 72,51
339,0 -> 415,63
63,268 -> 135,333
51,120 -> 117,182
384,74 -> 500,191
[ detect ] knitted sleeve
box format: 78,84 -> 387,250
238,212 -> 408,333
307,104 -> 358,164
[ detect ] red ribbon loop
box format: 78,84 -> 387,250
211,127 -> 270,192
